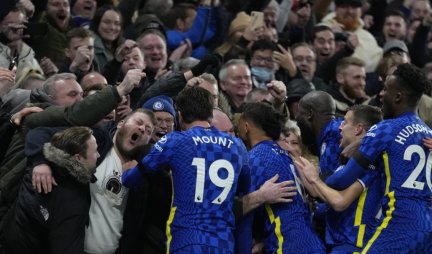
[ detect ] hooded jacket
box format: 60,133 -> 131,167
1,142 -> 93,254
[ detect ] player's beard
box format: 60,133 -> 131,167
239,129 -> 252,150
335,16 -> 362,31
296,121 -> 318,156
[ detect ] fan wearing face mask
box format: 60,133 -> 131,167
249,38 -> 279,89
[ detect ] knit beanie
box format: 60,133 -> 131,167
142,95 -> 176,118
228,12 -> 251,37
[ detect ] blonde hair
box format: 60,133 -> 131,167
14,67 -> 46,90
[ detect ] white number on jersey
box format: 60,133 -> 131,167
192,158 -> 235,204
290,164 -> 305,202
401,145 -> 432,191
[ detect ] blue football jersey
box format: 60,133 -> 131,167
325,167 -> 383,251
319,118 -> 343,176
358,112 -> 432,232
123,126 -> 251,253
248,140 -> 325,254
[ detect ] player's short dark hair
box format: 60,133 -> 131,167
176,87 -> 214,123
393,63 -> 431,106
348,104 -> 382,131
241,102 -> 282,140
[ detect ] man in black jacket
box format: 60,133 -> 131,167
1,127 -> 100,254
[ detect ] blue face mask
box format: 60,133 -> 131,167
251,66 -> 274,82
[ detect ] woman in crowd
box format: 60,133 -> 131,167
90,5 -> 124,70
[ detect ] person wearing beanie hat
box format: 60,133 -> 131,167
142,95 -> 176,142
214,12 -> 252,57
228,12 -> 252,38
286,78 -> 314,118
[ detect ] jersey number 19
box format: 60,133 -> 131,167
192,158 -> 235,204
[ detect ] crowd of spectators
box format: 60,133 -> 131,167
0,0 -> 432,253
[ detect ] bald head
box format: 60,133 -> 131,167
299,91 -> 336,116
211,108 -> 235,136
295,91 -> 336,155
80,72 -> 108,96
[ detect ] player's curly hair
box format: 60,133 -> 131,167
241,102 -> 282,140
393,63 -> 431,106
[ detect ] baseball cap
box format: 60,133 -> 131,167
383,39 -> 409,55
334,0 -> 363,7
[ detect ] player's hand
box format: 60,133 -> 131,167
32,164 -> 57,194
259,174 -> 297,204
294,156 -> 320,184
423,137 -> 432,150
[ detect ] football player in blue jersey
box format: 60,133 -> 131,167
122,87 -> 252,254
295,90 -> 343,242
237,102 -> 325,254
295,104 -> 384,253
295,90 -> 343,177
300,63 -> 432,253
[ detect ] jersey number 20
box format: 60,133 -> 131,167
401,144 -> 432,191
192,158 -> 235,204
